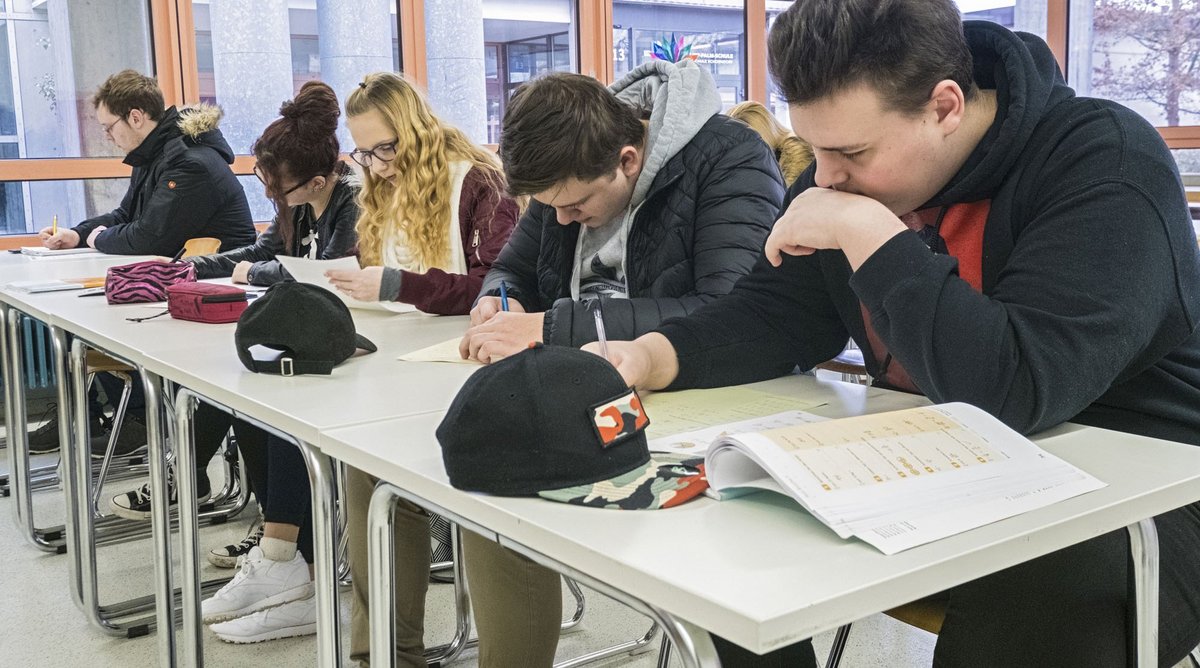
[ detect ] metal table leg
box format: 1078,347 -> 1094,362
174,388 -> 342,668
1128,518 -> 1159,668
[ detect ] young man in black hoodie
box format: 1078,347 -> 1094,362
39,69 -> 255,255
599,1 -> 1200,666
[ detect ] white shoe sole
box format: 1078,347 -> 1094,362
206,551 -> 240,569
202,582 -> 314,624
212,621 -> 317,644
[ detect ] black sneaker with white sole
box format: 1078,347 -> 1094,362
208,517 -> 265,568
110,466 -> 212,520
27,403 -> 106,455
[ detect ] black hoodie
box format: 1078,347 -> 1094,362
658,21 -> 1200,447
72,105 -> 257,256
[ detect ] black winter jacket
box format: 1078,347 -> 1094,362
479,114 -> 784,346
189,173 -> 359,285
660,22 -> 1200,448
72,105 -> 256,255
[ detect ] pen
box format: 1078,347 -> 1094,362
169,246 -> 187,263
591,299 -> 609,361
499,280 -> 510,312
51,214 -> 57,236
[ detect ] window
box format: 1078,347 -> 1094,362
1,176 -> 129,236
614,0 -> 746,109
0,0 -> 153,233
1073,0 -> 1200,129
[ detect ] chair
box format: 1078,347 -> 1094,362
825,599 -> 945,668
182,237 -> 220,257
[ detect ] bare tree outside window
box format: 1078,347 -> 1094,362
1091,0 -> 1200,127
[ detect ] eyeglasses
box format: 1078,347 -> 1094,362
100,114 -> 128,138
349,139 -> 399,168
254,165 -> 310,197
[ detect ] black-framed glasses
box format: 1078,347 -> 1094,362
349,139 -> 399,168
254,165 -> 309,197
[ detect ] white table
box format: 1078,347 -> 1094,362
318,375 -> 1200,668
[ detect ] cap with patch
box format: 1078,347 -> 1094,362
436,343 -> 708,510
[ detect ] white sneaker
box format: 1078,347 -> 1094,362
201,546 -> 312,624
209,595 -> 316,643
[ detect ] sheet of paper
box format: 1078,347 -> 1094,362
5,280 -> 86,293
641,387 -> 826,439
275,255 -> 416,314
20,246 -> 99,259
397,337 -> 480,365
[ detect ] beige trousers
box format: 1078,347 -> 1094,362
346,465 -> 562,667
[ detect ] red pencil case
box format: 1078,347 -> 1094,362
166,282 -> 248,323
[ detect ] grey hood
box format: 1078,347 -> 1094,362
610,59 -> 723,208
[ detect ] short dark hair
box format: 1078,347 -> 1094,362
768,0 -> 975,115
499,73 -> 645,196
93,69 -> 165,121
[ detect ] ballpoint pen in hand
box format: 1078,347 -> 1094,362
51,214 -> 57,236
591,299 -> 609,361
499,280 -> 510,312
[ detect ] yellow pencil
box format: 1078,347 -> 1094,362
51,214 -> 57,235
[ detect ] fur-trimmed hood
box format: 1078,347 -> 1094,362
124,104 -> 236,167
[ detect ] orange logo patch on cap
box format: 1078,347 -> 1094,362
590,390 -> 649,449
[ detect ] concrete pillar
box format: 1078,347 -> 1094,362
424,0 -> 487,143
316,0 -> 393,149
209,0 -> 293,156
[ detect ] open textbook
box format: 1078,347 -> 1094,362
650,402 -> 1105,555
275,256 -> 417,314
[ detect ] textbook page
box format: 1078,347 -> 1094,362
5,275 -> 105,293
398,338 -> 480,365
276,256 -> 416,314
705,403 -> 1105,554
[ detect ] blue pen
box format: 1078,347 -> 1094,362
499,280 -> 510,312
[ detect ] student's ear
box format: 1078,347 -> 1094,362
311,175 -> 327,192
929,80 -> 966,136
127,108 -> 145,127
617,145 -> 642,178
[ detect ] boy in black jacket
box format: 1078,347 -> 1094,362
39,69 -> 255,255
599,1 -> 1200,666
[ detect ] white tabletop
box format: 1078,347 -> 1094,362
318,374 -> 1200,654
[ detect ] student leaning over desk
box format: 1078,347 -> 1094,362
595,1 -> 1200,666
38,69 -> 256,256
449,64 -> 788,666
189,81 -> 361,286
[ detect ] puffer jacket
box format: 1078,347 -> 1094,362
479,113 -> 784,346
72,105 -> 256,255
189,172 -> 360,284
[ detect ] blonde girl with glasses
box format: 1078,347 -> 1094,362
327,71 -> 519,315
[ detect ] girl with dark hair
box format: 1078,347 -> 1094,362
189,80 -> 361,284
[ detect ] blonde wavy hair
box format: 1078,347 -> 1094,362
346,72 -> 506,270
727,101 -> 814,185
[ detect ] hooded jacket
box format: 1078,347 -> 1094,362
188,172 -> 360,285
659,21 -> 1200,449
479,60 -> 784,346
72,105 -> 257,256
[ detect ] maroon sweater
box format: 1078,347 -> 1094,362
390,167 -> 518,315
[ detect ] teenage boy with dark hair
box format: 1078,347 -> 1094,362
597,1 -> 1200,666
458,65 -> 784,363
30,70 -> 256,460
446,63 -> 791,666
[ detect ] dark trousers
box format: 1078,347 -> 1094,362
727,501 -> 1200,668
239,431 -> 314,565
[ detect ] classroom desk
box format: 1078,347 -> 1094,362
13,276 -> 477,666
318,375 -> 1200,668
0,253 -> 150,551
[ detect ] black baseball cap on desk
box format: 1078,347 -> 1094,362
234,281 -> 377,376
